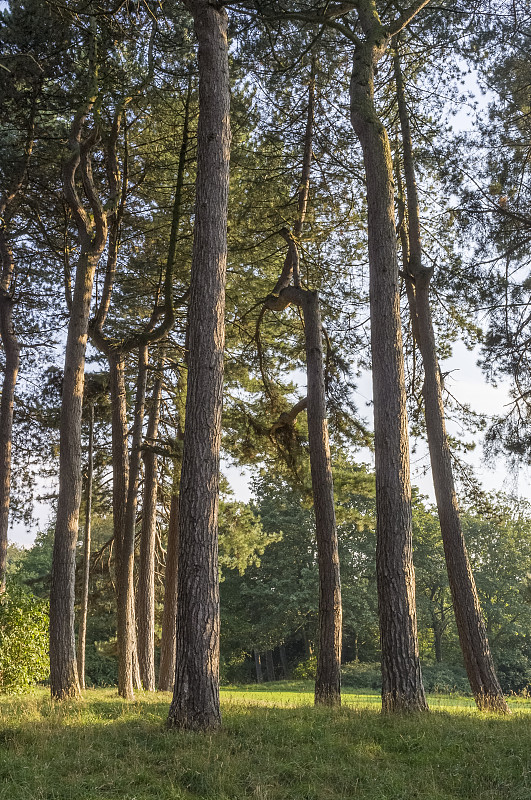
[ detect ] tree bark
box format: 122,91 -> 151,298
77,402 -> 94,690
0,235 -> 20,593
394,47 -> 508,713
108,352 -> 134,699
137,365 -> 163,691
50,50 -> 107,699
167,0 -> 230,732
349,8 -> 427,713
158,475 -> 180,692
50,249 -> 101,699
279,282 -> 342,707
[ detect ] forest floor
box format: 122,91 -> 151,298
1,683 -> 531,800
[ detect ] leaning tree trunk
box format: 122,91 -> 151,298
77,402 -> 94,690
167,0 -> 230,731
349,15 -> 427,712
394,47 -> 508,714
137,365 -> 163,691
0,238 -> 20,593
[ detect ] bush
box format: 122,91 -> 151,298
292,655 -> 317,680
341,661 -> 471,694
421,664 -> 470,694
494,652 -> 531,694
0,586 -> 49,693
83,645 -> 118,687
341,661 -> 381,689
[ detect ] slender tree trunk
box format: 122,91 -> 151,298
168,0 -> 230,731
349,20 -> 426,712
113,345 -> 148,699
108,352 -> 134,699
50,250 -> 100,699
279,284 -> 342,706
137,366 -> 163,691
158,473 -> 180,692
394,48 -> 508,713
303,290 -> 342,707
77,403 -> 94,690
254,650 -> 263,683
0,236 -> 20,592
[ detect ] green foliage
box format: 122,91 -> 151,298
292,655 -> 317,679
0,586 -> 49,693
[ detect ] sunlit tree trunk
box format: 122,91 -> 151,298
167,0 -> 230,731
348,2 -> 427,713
77,402 -> 94,690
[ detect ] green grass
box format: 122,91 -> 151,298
1,684 -> 531,799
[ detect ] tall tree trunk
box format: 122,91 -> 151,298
77,402 -> 94,690
108,352 -> 134,699
50,53 -> 107,699
137,365 -> 163,691
113,345 -> 148,699
167,0 -> 230,731
349,8 -> 427,713
50,250 -> 100,699
158,477 -> 180,692
279,281 -> 342,706
0,235 -> 20,593
394,48 -> 508,713
303,290 -> 342,707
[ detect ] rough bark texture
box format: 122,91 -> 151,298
167,0 -> 230,731
349,5 -> 427,713
158,484 -> 180,692
0,236 -> 20,593
394,49 -> 508,713
137,368 -> 162,691
77,403 -> 94,690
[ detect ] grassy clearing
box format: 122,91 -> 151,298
1,685 -> 531,800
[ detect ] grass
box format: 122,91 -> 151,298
1,684 -> 531,799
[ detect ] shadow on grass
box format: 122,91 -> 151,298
1,689 -> 531,799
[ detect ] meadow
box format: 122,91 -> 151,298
1,683 -> 531,800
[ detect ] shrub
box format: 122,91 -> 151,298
0,586 -> 49,693
292,655 -> 317,680
421,664 -> 470,694
341,661 -> 381,689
